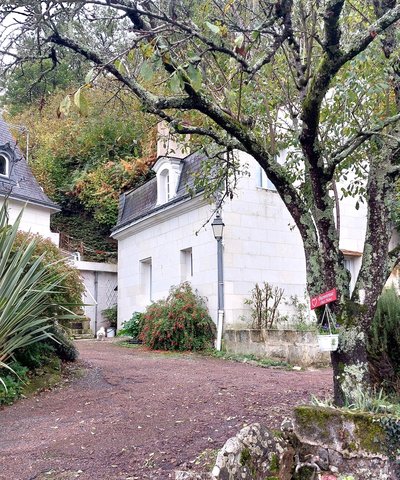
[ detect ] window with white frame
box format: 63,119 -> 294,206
258,166 -> 276,191
140,257 -> 152,301
0,154 -> 9,177
159,168 -> 172,203
180,248 -> 193,281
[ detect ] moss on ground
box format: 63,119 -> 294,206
22,357 -> 62,396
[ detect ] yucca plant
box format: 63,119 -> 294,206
0,203 -> 77,387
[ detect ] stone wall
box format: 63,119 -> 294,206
224,329 -> 330,366
175,408 -> 400,479
293,405 -> 400,480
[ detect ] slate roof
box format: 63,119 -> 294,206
114,150 -> 203,232
0,115 -> 59,210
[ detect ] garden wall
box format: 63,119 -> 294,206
223,328 -> 330,366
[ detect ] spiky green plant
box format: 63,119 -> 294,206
0,203 -> 77,387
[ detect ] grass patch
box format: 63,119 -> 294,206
116,340 -> 291,368
207,350 -> 291,369
114,340 -> 142,349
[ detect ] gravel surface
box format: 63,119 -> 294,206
0,340 -> 332,480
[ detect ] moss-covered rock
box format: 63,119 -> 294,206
295,406 -> 387,456
294,406 -> 399,480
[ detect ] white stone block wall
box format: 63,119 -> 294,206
221,153 -> 308,328
115,197 -> 220,327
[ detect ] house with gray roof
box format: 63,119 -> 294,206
0,115 -> 59,243
111,124 -> 371,338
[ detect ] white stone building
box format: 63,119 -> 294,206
111,134 -> 367,331
0,115 -> 60,243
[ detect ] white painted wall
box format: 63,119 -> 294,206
0,197 -> 59,244
114,151 -> 370,330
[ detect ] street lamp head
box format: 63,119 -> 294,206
211,212 -> 224,240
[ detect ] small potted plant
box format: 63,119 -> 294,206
102,304 -> 117,337
317,322 -> 340,352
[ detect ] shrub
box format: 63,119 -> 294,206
118,312 -> 143,338
13,342 -> 55,370
245,282 -> 285,329
50,322 -> 79,362
0,362 -> 29,405
0,204 -> 80,387
140,283 -> 216,351
368,286 -> 400,394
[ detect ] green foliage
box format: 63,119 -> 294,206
51,212 -> 117,262
13,341 -> 56,370
140,283 -> 216,351
102,304 -> 118,329
50,322 -> 79,362
0,337 -> 71,405
118,311 -> 144,338
368,286 -> 400,394
6,89 -> 155,258
12,230 -> 85,315
0,204 -> 80,386
1,58 -> 86,114
0,362 -> 29,405
210,350 -> 290,368
378,415 -> 400,460
311,389 -> 400,416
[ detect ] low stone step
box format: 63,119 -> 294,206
73,333 -> 94,340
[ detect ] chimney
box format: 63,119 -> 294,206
156,121 -> 189,159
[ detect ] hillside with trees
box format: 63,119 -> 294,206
3,87 -> 155,261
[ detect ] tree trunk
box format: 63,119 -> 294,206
331,325 -> 371,406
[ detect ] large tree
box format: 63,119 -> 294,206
2,0 -> 400,404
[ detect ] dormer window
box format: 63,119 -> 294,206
153,157 -> 183,206
0,153 -> 9,177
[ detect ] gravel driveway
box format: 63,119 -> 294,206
0,340 -> 332,480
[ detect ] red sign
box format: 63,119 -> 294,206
310,288 -> 337,310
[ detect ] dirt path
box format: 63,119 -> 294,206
0,341 -> 332,480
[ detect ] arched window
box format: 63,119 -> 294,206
160,168 -> 171,203
0,154 -> 9,177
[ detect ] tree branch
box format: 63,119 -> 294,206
328,112 -> 400,175
300,2 -> 400,163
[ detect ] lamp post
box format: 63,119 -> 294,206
211,212 -> 224,351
